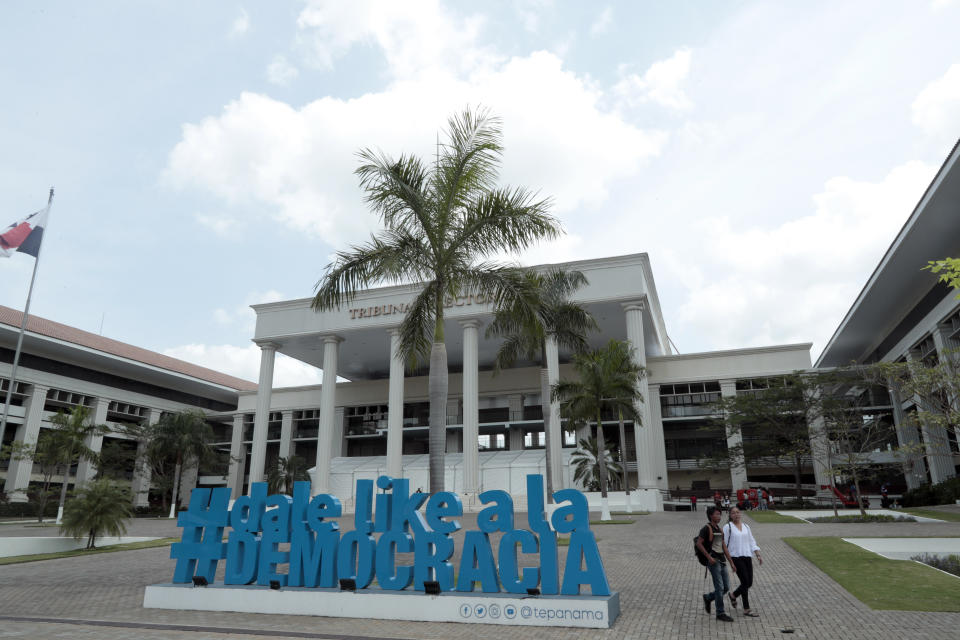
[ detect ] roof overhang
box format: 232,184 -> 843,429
252,253 -> 671,380
816,139 -> 960,367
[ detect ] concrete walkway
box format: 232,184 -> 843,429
2,510 -> 960,639
843,537 -> 960,561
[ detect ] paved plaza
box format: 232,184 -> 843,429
2,507 -> 960,639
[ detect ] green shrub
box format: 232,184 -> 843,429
900,477 -> 960,507
911,553 -> 960,577
808,514 -> 917,523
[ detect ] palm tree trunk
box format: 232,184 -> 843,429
428,341 -> 448,494
56,446 -> 74,525
540,365 -> 554,504
596,409 -> 611,521
618,410 -> 631,513
168,459 -> 182,519
854,472 -> 866,517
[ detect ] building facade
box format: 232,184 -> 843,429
214,254 -> 811,510
816,139 -> 960,489
0,306 -> 255,504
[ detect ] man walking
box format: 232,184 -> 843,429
696,506 -> 737,622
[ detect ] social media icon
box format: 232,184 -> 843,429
460,604 -> 472,618
475,605 -> 486,618
504,605 -> 517,619
520,606 -> 532,618
489,604 -> 501,619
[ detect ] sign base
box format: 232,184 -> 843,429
144,583 -> 619,629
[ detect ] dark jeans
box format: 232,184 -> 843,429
731,556 -> 754,609
705,559 -> 730,615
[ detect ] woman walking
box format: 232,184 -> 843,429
724,506 -> 762,617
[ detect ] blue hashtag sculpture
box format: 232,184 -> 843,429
171,487 -> 231,583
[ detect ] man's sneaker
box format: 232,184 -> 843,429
717,613 -> 734,622
702,594 -> 712,614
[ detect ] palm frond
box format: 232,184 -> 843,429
355,149 -> 436,244
398,281 -> 441,367
452,186 -> 559,258
312,230 -> 432,311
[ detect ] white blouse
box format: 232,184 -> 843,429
723,521 -> 761,558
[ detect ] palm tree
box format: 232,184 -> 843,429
49,406 -> 107,525
552,339 -> 644,520
60,478 -> 133,549
570,436 -> 623,492
485,267 -> 597,501
147,410 -> 215,518
312,108 -> 561,493
266,455 -> 310,494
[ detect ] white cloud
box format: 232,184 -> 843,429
213,290 -> 286,333
295,0 -> 494,80
911,63 -> 960,138
589,7 -> 613,37
230,9 -> 250,38
267,55 -> 299,86
666,160 -> 938,357
163,343 -> 321,388
165,52 -> 666,246
197,213 -> 241,235
614,48 -> 694,111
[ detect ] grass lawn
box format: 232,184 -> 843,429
747,511 -> 806,524
904,508 -> 960,522
784,536 -> 960,612
0,537 -> 178,566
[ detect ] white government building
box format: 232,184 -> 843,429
2,140 -> 958,510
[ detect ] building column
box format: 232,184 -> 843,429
931,325 -> 960,470
507,394 -> 524,451
130,408 -> 160,507
332,407 -> 346,457
226,414 -> 245,497
386,329 -> 405,478
249,342 -> 279,490
279,410 -> 294,460
545,337 -> 562,491
3,384 -> 49,502
76,398 -> 110,486
720,381 -> 749,490
805,386 -> 832,494
179,460 -> 199,508
313,336 -> 341,496
888,384 -> 928,489
461,320 -> 480,495
905,349 -> 955,484
623,301 -> 658,490
648,383 -> 668,489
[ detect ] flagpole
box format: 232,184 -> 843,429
0,188 -> 54,451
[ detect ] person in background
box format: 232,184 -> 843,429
724,506 -> 762,618
691,494 -> 698,511
696,506 -> 737,623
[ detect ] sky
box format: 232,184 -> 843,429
1,1 -> 959,387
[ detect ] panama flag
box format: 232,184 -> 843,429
0,208 -> 48,258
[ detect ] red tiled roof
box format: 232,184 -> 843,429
0,305 -> 258,392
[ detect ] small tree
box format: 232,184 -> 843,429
48,406 -> 108,524
553,339 -> 643,520
486,267 -> 597,502
570,436 -> 623,492
712,373 -> 817,502
266,455 -> 310,494
815,370 -> 906,516
60,478 -> 133,549
147,410 -> 216,518
2,432 -> 69,521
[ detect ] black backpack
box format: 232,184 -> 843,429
694,525 -> 713,566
